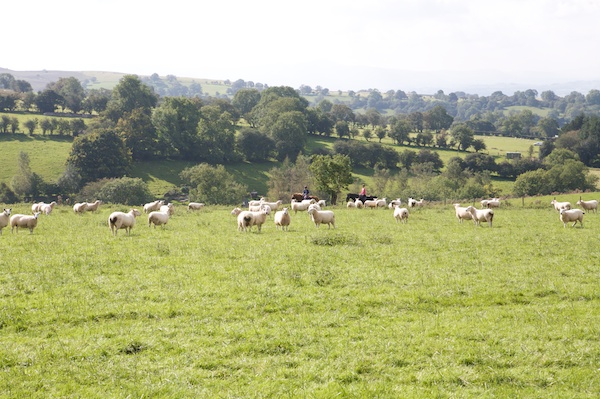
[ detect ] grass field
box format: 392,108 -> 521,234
1,193 -> 600,397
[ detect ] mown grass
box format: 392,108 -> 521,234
1,194 -> 600,397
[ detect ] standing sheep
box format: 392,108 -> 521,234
108,209 -> 142,236
148,210 -> 170,228
0,208 -> 11,235
84,200 -> 102,212
454,203 -> 473,223
551,199 -> 571,212
274,207 -> 291,231
188,202 -> 205,211
40,201 -> 57,215
393,206 -> 409,224
576,198 -> 598,214
465,206 -> 494,227
307,207 -> 335,229
10,212 -> 42,234
160,203 -> 175,216
143,200 -> 164,213
559,208 -> 584,228
73,202 -> 88,215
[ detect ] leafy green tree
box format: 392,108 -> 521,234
236,128 -> 274,161
416,149 -> 444,172
57,164 -> 82,196
398,149 -> 417,170
471,138 -> 486,153
97,177 -> 153,205
425,105 -> 454,133
329,103 -> 355,123
408,111 -> 424,132
335,120 -> 350,139
0,182 -> 18,203
9,117 -> 19,134
196,105 -> 238,163
266,155 -> 313,201
116,109 -> 158,160
104,75 -> 158,122
67,129 -> 132,183
232,88 -> 261,122
1,115 -> 10,133
374,126 -> 387,143
513,169 -> 551,197
450,124 -> 474,151
268,110 -> 307,161
24,119 -> 37,135
34,89 -> 63,113
388,118 -> 411,145
40,118 -> 52,135
153,97 -> 203,160
48,77 -> 85,113
309,154 -> 354,205
82,88 -> 111,114
11,151 -> 44,199
180,163 -> 248,205
362,128 -> 372,142
365,108 -> 382,128
537,117 -> 559,138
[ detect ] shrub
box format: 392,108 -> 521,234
97,177 -> 153,205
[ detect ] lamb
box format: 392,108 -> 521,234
307,207 -> 335,228
274,207 -> 291,231
551,199 -> 571,212
10,212 -> 41,234
84,200 -> 102,212
0,208 -> 11,235
187,202 -> 205,211
465,206 -> 494,227
576,198 -> 598,214
160,203 -> 175,216
148,210 -> 170,228
108,209 -> 142,236
559,208 -> 584,228
393,206 -> 409,224
453,203 -> 473,223
40,201 -> 57,215
73,202 -> 88,215
143,200 -> 164,213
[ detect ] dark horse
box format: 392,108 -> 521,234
291,193 -> 319,202
346,193 -> 376,202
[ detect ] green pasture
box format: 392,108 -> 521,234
1,193 -> 600,397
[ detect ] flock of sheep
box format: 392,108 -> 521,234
0,194 -> 597,237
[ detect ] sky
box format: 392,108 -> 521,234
4,0 -> 600,95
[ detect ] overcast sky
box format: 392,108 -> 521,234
4,0 -> 600,94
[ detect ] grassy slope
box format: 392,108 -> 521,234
1,197 -> 599,397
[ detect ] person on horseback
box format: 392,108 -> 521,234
302,186 -> 310,200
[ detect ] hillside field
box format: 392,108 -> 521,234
0,124 -> 550,198
1,194 -> 600,397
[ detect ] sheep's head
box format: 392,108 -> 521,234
33,212 -> 41,219
131,209 -> 142,217
3,208 -> 11,216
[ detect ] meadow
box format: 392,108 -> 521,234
1,193 -> 600,398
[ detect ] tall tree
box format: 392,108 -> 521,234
309,154 -> 354,205
104,75 -> 158,122
48,77 -> 85,113
152,97 -> 203,160
116,109 -> 158,160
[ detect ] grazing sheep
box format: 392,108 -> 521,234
375,198 -> 387,208
307,207 -> 335,229
347,200 -> 357,208
465,206 -> 494,227
363,199 -> 379,209
454,203 -> 473,223
414,198 -> 425,207
108,209 -> 142,236
73,202 -> 88,215
551,199 -> 571,212
0,208 -> 11,235
559,208 -> 584,228
354,198 -> 364,209
143,200 -> 164,214
32,202 -> 44,213
274,207 -> 291,231
249,203 -> 271,213
388,199 -> 402,209
160,203 -> 175,216
247,199 -> 263,207
40,201 -> 57,215
482,198 -> 500,208
84,200 -> 102,212
148,210 -> 170,228
393,206 -> 409,224
576,199 -> 598,214
10,212 -> 41,234
187,202 -> 205,211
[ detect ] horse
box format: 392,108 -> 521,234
346,193 -> 376,202
291,193 -> 319,202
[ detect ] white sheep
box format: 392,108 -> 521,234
237,207 -> 270,232
40,201 -> 57,215
576,199 -> 598,214
347,200 -> 357,208
260,199 -> 282,211
414,198 -> 425,207
551,199 -> 571,212
453,203 -> 473,223
375,198 -> 387,208
291,199 -> 315,214
317,200 -> 327,208
559,208 -> 584,228
393,206 -> 409,224
73,202 -> 88,215
354,198 -> 364,209
148,210 -> 170,228
465,206 -> 494,227
31,202 -> 44,213
0,208 -> 11,235
481,198 -> 500,208
308,203 -> 321,211
307,207 -> 335,228
407,197 -> 417,207
143,200 -> 164,213
363,199 -> 379,209
108,209 -> 142,236
274,207 -> 291,231
187,202 -> 205,211
84,200 -> 102,212
10,212 -> 41,234
160,203 -> 175,216
388,199 -> 402,209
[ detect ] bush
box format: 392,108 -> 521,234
0,182 -> 19,203
97,177 -> 153,205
